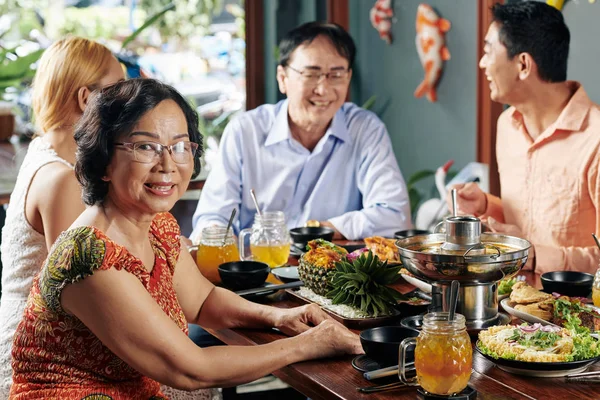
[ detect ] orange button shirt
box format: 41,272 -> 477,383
485,82 -> 600,274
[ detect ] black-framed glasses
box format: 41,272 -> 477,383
115,141 -> 199,164
286,65 -> 350,85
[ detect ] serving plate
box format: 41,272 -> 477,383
499,298 -> 557,328
399,272 -> 432,293
285,288 -> 402,329
475,341 -> 600,377
271,266 -> 300,283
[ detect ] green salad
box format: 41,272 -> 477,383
498,277 -> 518,296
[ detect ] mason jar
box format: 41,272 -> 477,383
399,312 -> 472,395
239,211 -> 291,269
593,265 -> 600,307
196,226 -> 239,284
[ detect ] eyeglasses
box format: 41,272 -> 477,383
115,141 -> 199,164
286,65 -> 350,85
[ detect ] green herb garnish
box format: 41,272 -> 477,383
498,277 -> 518,295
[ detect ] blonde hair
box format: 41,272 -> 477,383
31,36 -> 115,134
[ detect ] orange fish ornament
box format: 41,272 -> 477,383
414,4 -> 451,102
370,0 -> 394,44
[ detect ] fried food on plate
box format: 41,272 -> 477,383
364,236 -> 400,262
514,301 -> 553,321
510,281 -> 553,304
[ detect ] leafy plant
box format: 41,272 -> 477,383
138,0 -> 223,48
0,46 -> 44,94
327,251 -> 404,317
198,110 -> 233,142
121,3 -> 175,50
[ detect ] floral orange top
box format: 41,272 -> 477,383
10,212 -> 187,400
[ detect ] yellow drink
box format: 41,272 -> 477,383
593,287 -> 600,307
250,244 -> 290,268
196,243 -> 240,284
415,328 -> 472,395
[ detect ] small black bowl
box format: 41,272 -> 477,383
218,261 -> 270,291
394,229 -> 431,240
359,326 -> 419,367
541,271 -> 594,298
289,227 -> 335,251
400,315 -> 424,332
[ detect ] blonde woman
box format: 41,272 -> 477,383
0,36 -> 124,397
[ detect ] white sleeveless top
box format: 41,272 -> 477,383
0,137 -> 72,397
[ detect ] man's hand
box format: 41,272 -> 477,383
447,183 -> 487,216
272,304 -> 334,336
486,217 -> 535,270
319,221 -> 345,240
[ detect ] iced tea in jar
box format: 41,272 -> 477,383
239,211 -> 291,268
196,226 -> 240,284
399,312 -> 472,395
593,266 -> 600,307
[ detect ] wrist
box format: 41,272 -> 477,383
266,307 -> 284,329
478,193 -> 489,216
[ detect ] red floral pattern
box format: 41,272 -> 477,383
10,213 -> 186,400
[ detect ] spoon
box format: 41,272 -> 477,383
448,280 -> 460,321
451,188 -> 458,217
222,208 -> 237,247
592,233 -> 600,251
250,188 -> 262,218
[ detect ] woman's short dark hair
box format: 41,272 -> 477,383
492,2 -> 569,83
74,78 -> 203,206
278,21 -> 356,68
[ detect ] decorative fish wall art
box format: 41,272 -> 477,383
414,4 -> 451,103
370,0 -> 394,44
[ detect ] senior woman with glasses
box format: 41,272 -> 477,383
9,78 -> 361,400
191,21 -> 411,244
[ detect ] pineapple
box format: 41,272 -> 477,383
327,251 -> 404,317
298,239 -> 347,295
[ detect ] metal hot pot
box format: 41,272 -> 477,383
396,215 -> 531,331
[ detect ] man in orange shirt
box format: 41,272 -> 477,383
450,2 -> 600,274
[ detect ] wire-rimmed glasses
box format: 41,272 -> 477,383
115,141 -> 199,164
286,65 -> 350,85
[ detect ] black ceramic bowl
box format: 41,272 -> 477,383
400,315 -> 424,332
359,326 -> 419,367
218,261 -> 270,291
289,227 -> 335,251
394,229 -> 431,240
541,271 -> 594,298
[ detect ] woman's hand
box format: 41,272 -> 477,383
298,319 -> 363,358
447,183 -> 487,216
272,304 -> 332,336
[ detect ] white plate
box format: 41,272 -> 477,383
498,293 -> 510,302
476,341 -> 600,377
399,273 -> 432,294
499,298 -> 559,327
272,266 -> 300,283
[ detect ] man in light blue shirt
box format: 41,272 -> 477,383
191,22 -> 411,241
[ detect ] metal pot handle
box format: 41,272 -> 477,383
433,220 -> 445,233
463,244 -> 501,260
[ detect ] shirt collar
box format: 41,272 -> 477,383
264,100 -> 351,147
510,81 -> 592,134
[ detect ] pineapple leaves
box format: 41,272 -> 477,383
325,250 -> 403,317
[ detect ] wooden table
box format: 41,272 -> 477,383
206,267 -> 600,399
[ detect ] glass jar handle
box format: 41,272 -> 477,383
399,338 -> 419,386
238,228 -> 252,260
